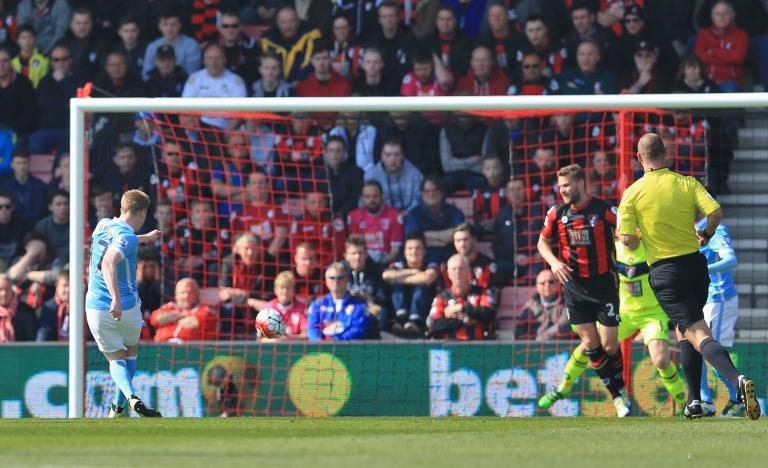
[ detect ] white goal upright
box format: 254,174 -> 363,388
68,93 -> 768,418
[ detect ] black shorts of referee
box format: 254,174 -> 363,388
648,251 -> 710,333
564,273 -> 620,327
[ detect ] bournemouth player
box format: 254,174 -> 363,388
618,133 -> 759,420
538,164 -> 630,417
696,217 -> 741,417
85,190 -> 162,418
539,239 -> 686,411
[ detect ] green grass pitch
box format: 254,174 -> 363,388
1,417 -> 766,467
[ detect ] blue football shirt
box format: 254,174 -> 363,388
85,218 -> 139,310
697,219 -> 738,303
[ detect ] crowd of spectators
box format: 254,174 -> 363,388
1,0 -> 765,343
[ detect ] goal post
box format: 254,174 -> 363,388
68,93 -> 768,418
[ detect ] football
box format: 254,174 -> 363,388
255,308 -> 287,338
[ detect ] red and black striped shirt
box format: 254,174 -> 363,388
472,187 -> 507,223
540,197 -> 616,278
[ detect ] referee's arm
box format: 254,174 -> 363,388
694,181 -> 724,245
617,191 -> 641,249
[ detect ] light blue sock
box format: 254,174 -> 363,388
109,360 -> 136,403
113,356 -> 138,408
714,368 -> 739,402
700,362 -> 713,403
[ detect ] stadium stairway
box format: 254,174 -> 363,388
726,116 -> 768,338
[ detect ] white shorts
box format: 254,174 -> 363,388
86,304 -> 143,353
703,296 -> 738,347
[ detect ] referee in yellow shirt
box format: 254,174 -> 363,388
618,133 -> 760,421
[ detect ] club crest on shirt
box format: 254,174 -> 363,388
589,215 -> 598,227
345,304 -> 355,315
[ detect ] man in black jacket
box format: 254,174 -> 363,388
31,44 -> 79,154
342,235 -> 389,336
322,136 -> 363,219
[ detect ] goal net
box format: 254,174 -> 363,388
53,95 -> 768,418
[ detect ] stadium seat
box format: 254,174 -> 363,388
496,285 -> 535,331
30,153 -> 55,183
446,195 -> 473,219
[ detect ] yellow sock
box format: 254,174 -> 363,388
558,346 -> 589,395
658,363 -> 686,405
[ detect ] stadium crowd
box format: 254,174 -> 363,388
0,0 -> 765,343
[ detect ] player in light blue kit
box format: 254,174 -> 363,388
696,216 -> 741,417
86,190 -> 162,418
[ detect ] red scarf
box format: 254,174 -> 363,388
0,296 -> 19,343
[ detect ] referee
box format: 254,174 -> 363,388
617,133 -> 760,420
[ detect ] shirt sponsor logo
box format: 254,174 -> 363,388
567,228 -> 592,245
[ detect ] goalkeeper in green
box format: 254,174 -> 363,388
539,240 -> 686,410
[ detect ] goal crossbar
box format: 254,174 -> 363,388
67,93 -> 768,417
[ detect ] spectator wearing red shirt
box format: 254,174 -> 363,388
260,271 -> 307,338
290,192 -> 345,267
273,113 -> 324,193
150,278 -> 218,342
453,45 -> 511,96
296,41 -> 351,129
300,45 -> 347,89
291,242 -> 324,305
400,48 -> 454,98
156,142 -> 205,207
428,254 -> 496,340
508,53 -> 560,96
472,156 -> 507,236
347,180 -> 404,265
694,1 -> 749,92
175,200 -> 230,287
520,15 -> 568,78
219,232 -> 277,310
400,48 -> 454,125
329,15 -> 363,78
36,269 -> 69,341
232,170 -> 290,259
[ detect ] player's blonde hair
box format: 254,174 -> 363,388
274,271 -> 295,289
120,190 -> 151,215
557,164 -> 585,182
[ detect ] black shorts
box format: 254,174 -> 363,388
563,273 -> 620,327
649,252 -> 709,333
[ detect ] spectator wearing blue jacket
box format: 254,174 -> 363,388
307,263 -> 370,341
404,176 -> 465,264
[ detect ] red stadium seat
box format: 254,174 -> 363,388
496,286 -> 535,331
30,153 -> 55,183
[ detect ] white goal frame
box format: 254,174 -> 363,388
68,93 -> 768,417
